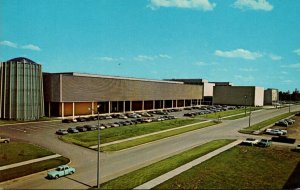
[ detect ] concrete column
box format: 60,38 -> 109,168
108,101 -> 111,114
142,101 -> 144,111
92,102 -> 94,115
123,101 -> 126,113
183,99 -> 186,107
163,100 -> 165,109
48,102 -> 51,117
153,100 -> 155,110
130,101 -> 132,112
61,102 -> 64,118
72,102 -> 75,119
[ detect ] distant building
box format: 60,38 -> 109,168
0,58 -> 44,120
213,86 -> 264,106
264,88 -> 279,105
166,79 -> 214,104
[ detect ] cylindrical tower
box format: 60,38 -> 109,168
0,57 -> 44,120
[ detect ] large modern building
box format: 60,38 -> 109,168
0,58 -> 44,120
264,88 -> 279,105
43,73 -> 203,118
213,86 -> 264,106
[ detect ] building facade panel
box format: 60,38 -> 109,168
213,86 -> 264,106
59,74 -> 203,102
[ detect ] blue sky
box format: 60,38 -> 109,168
0,0 -> 299,91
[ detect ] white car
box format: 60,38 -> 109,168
242,138 -> 259,146
265,129 -> 285,136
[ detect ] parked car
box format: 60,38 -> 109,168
0,137 -> 10,143
67,127 -> 79,133
62,119 -> 72,123
257,139 -> 272,147
275,120 -> 288,127
295,112 -> 300,116
47,165 -> 75,179
265,129 -> 284,136
56,129 -> 68,135
76,117 -> 86,122
295,144 -> 300,152
242,138 -> 259,146
118,114 -> 128,119
75,126 -> 87,132
84,125 -> 97,131
284,118 -> 295,125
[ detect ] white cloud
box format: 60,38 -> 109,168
148,0 -> 216,11
133,54 -> 172,62
21,44 -> 41,51
134,55 -> 156,62
233,0 -> 273,11
294,49 -> 300,56
96,56 -> 124,62
269,54 -> 282,61
281,63 -> 300,69
215,49 -> 262,60
158,54 -> 172,59
234,75 -> 255,83
0,40 -> 18,48
281,71 -> 288,75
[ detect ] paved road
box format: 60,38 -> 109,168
1,106 -> 299,189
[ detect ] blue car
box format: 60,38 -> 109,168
47,165 -> 76,179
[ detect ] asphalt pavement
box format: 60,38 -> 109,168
0,105 -> 299,189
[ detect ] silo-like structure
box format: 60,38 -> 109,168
0,57 -> 44,120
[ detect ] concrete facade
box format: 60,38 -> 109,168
213,86 -> 264,106
44,73 -> 203,118
0,58 -> 44,120
264,88 -> 279,105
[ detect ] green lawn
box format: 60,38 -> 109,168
239,112 -> 296,134
98,139 -> 234,189
0,142 -> 54,166
100,121 -> 218,152
61,119 -> 201,147
155,145 -> 300,189
0,157 -> 69,182
197,108 -> 261,120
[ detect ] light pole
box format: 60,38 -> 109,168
248,107 -> 251,128
89,105 -> 101,188
244,95 -> 247,116
289,94 -> 291,113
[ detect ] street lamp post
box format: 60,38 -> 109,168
248,107 -> 251,128
96,106 -> 100,189
89,105 -> 100,188
244,95 -> 247,116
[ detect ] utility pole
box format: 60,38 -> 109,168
244,95 -> 247,116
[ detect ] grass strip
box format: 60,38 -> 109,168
224,113 -> 251,120
155,145 -> 300,189
239,112 -> 296,134
0,142 -> 54,166
98,139 -> 234,189
61,119 -> 200,147
0,156 -> 69,182
196,108 -> 261,119
100,121 -> 219,152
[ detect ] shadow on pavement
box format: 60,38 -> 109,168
283,161 -> 300,189
64,176 -> 93,188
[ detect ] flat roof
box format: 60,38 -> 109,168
44,72 -> 185,84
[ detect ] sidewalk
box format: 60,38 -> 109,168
133,140 -> 242,190
0,154 -> 61,171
